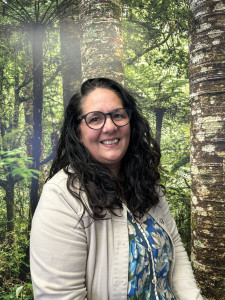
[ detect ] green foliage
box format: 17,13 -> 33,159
0,149 -> 41,179
0,0 -> 192,297
0,282 -> 33,300
15,284 -> 33,300
0,226 -> 32,298
0,2 -> 64,298
123,0 -> 189,75
160,123 -> 191,253
123,0 -> 191,253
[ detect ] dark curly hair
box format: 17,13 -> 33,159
48,78 -> 162,219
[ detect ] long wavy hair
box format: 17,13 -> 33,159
48,78 -> 162,219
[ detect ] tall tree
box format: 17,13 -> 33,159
189,0 -> 225,298
0,32 -> 25,233
59,4 -> 82,109
1,0 -> 74,215
79,0 -> 124,83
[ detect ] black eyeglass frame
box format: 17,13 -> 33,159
78,108 -> 132,130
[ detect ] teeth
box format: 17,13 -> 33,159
102,139 -> 119,145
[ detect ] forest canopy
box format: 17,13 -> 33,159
1,0 -> 218,298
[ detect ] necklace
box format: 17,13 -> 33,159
126,206 -> 159,300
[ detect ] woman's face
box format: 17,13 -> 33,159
79,88 -> 131,176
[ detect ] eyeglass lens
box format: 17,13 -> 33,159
86,108 -> 130,129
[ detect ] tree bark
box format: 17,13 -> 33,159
79,0 -> 124,83
0,178 -> 15,233
5,179 -> 15,232
24,99 -> 33,158
30,24 -> 46,215
189,0 -> 225,298
154,107 -> 166,147
60,14 -> 82,109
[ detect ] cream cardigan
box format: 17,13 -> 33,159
30,169 -> 203,300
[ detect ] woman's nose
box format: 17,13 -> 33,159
102,115 -> 117,132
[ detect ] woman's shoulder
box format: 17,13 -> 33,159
148,185 -> 171,219
146,186 -> 176,237
45,168 -> 80,192
46,168 -> 69,187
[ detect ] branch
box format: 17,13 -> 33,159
14,175 -> 26,183
2,2 -> 28,23
44,65 -> 61,88
19,96 -> 32,103
183,177 -> 190,189
46,0 -> 78,26
167,186 -> 189,195
35,0 -> 40,22
152,106 -> 167,113
40,0 -> 56,23
40,153 -> 55,166
14,0 -> 34,23
1,12 -> 26,23
127,29 -> 174,66
126,19 -> 154,32
17,77 -> 32,94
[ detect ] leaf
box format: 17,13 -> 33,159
16,286 -> 24,298
9,168 -> 40,179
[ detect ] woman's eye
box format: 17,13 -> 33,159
113,113 -> 125,119
89,116 -> 100,123
87,113 -> 104,124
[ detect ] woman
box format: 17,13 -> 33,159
30,78 -> 202,300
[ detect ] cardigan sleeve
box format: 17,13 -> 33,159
155,192 -> 203,300
30,182 -> 88,300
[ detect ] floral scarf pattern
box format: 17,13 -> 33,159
127,212 -> 175,300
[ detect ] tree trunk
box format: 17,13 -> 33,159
30,24 -> 46,215
189,0 -> 225,298
24,99 -> 33,158
5,179 -> 15,232
0,178 -> 15,233
79,0 -> 124,83
13,72 -> 20,130
60,14 -> 82,109
155,107 -> 166,147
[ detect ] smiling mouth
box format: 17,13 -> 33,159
101,139 -> 119,145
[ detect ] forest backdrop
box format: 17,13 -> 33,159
0,0 -> 224,299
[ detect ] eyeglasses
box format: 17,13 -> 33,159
78,108 -> 132,130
